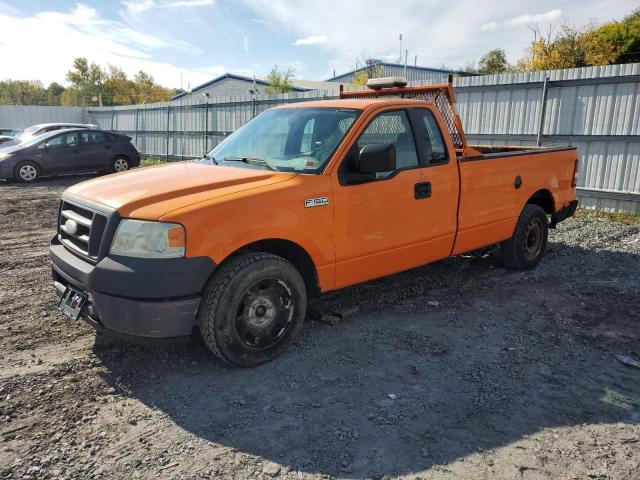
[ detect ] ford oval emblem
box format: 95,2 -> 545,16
64,219 -> 79,235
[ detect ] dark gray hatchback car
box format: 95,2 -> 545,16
0,129 -> 140,183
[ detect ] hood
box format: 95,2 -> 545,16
0,139 -> 19,150
65,162 -> 296,218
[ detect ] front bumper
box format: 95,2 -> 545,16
0,159 -> 16,179
50,236 -> 216,338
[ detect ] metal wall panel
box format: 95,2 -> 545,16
0,105 -> 85,129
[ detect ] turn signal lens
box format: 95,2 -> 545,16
167,226 -> 186,249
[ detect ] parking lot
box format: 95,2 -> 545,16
0,176 -> 639,479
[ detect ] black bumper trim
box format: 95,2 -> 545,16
550,199 -> 579,228
54,280 -> 200,338
50,235 -> 216,299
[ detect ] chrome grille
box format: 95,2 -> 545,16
58,200 -> 108,260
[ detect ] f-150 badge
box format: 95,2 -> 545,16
304,197 -> 329,208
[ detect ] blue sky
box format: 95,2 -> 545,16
0,0 -> 636,89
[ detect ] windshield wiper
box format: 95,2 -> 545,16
223,156 -> 277,172
202,153 -> 218,165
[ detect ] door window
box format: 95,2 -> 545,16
81,131 -> 106,144
46,132 -> 79,148
356,110 -> 418,178
419,110 -> 448,164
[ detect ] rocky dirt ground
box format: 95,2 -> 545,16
0,175 -> 639,480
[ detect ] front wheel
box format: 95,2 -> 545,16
111,156 -> 130,173
500,204 -> 549,270
15,161 -> 40,183
199,252 -> 307,367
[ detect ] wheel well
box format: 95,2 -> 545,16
239,239 -> 320,297
527,189 -> 555,215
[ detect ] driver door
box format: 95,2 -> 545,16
330,108 -> 459,289
42,131 -> 81,173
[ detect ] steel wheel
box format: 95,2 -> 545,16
113,157 -> 129,172
523,217 -> 544,262
234,278 -> 294,349
500,204 -> 549,270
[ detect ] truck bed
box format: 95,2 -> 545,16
453,145 -> 578,255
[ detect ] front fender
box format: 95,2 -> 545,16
161,174 -> 336,291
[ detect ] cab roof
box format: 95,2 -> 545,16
272,98 -> 433,110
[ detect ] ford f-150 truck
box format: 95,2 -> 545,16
50,77 -> 579,367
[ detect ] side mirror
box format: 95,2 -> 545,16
37,143 -> 47,150
358,143 -> 396,173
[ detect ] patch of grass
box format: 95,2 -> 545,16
574,208 -> 640,226
601,388 -> 640,410
140,158 -> 169,167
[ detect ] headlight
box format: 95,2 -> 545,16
110,220 -> 186,258
0,152 -> 12,161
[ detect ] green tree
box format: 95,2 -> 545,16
46,82 -> 65,105
478,49 -> 510,74
265,65 -> 294,94
66,57 -> 106,105
516,24 -> 619,72
595,9 -> 640,63
0,80 -> 47,105
103,65 -> 135,105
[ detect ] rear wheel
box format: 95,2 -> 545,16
15,161 -> 40,183
111,156 -> 130,173
500,204 -> 548,270
199,252 -> 307,367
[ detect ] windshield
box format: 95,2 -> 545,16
21,126 -> 40,136
202,107 -> 361,173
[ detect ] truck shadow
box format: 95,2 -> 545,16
93,240 -> 640,478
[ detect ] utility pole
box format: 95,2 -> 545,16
404,49 -> 408,78
398,34 -> 403,64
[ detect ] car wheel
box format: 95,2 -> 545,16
199,252 -> 307,367
500,204 -> 549,270
15,161 -> 40,183
111,156 -> 130,173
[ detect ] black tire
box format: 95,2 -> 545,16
111,156 -> 130,173
199,252 -> 307,367
14,161 -> 40,183
500,204 -> 549,270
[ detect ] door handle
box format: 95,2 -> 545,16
104,145 -> 111,149
414,182 -> 432,199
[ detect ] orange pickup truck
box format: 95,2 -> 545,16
50,78 -> 578,366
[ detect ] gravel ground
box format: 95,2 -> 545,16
0,176 -> 639,480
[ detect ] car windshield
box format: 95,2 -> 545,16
202,107 -> 361,173
21,126 -> 40,136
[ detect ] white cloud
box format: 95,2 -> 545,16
123,0 -> 214,13
239,0 -> 622,78
198,65 -> 227,76
482,9 -> 563,31
294,35 -> 327,46
0,3 -> 212,88
250,18 -> 272,25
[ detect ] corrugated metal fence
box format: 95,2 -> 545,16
0,105 -> 86,129
58,63 -> 640,213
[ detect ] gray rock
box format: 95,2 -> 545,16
262,462 -> 281,477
